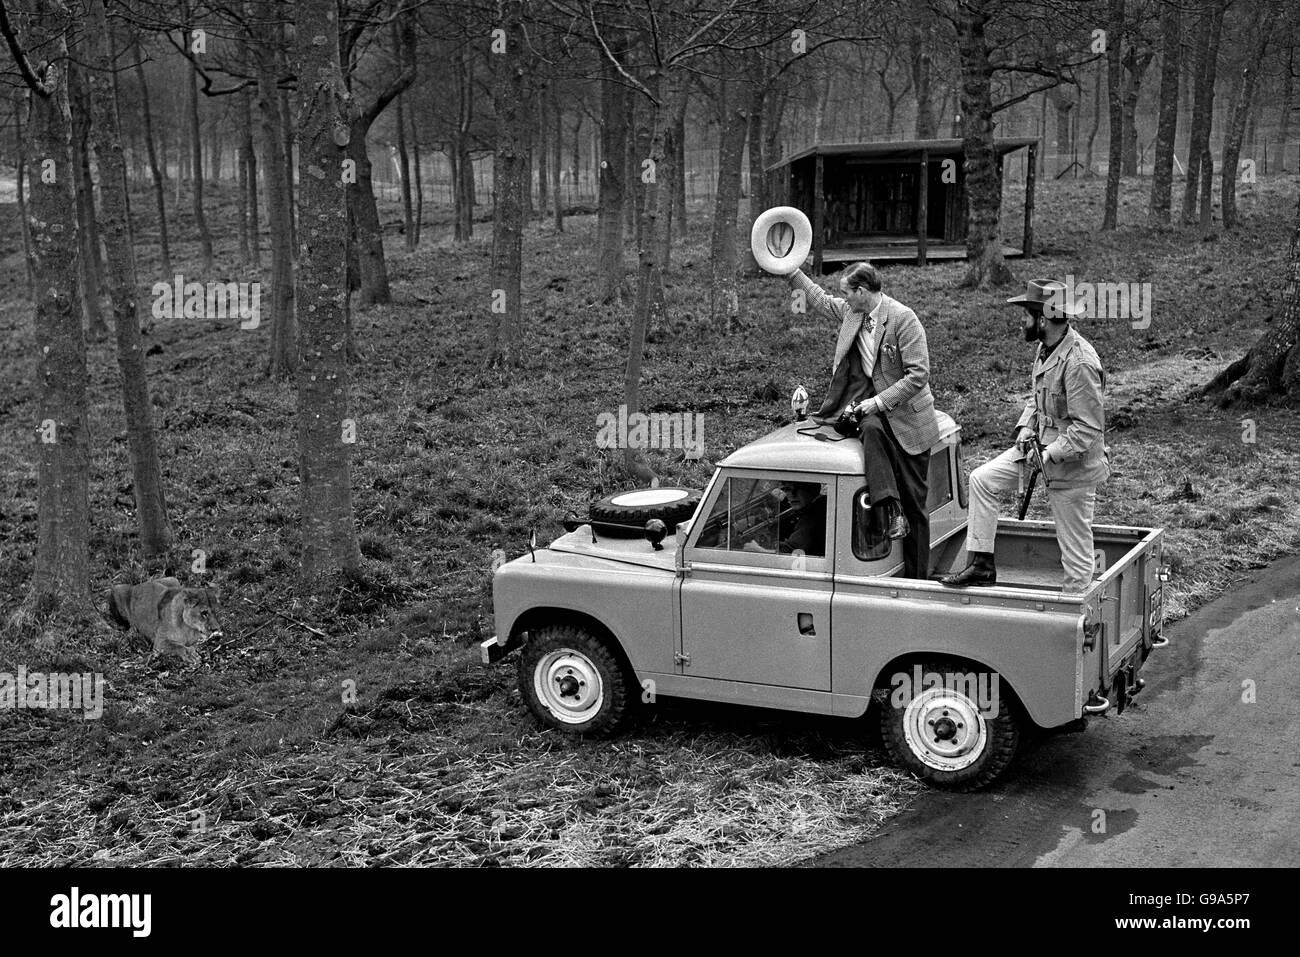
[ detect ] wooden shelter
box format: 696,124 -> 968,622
765,137 -> 1039,271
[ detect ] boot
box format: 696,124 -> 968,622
939,551 -> 997,587
884,500 -> 909,540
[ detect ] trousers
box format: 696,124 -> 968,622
860,415 -> 930,578
967,447 -> 1098,593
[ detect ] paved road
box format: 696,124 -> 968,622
810,554 -> 1300,867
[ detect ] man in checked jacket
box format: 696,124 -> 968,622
787,261 -> 941,579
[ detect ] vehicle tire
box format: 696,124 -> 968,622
588,487 -> 702,537
879,659 -> 1021,791
517,623 -> 634,736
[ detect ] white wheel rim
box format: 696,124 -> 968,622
534,648 -> 604,724
610,489 -> 690,507
901,687 -> 988,772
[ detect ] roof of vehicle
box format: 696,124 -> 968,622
719,411 -> 959,475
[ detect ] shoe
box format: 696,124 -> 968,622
939,551 -> 997,587
886,502 -> 910,540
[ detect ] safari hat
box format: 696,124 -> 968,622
1006,278 -> 1085,319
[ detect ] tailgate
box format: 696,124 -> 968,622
1092,526 -> 1165,684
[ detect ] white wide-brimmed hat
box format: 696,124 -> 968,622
750,206 -> 813,275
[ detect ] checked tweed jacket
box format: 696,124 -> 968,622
791,270 -> 941,457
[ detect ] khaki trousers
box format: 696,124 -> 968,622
967,447 -> 1098,593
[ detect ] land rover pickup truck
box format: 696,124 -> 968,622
483,412 -> 1168,790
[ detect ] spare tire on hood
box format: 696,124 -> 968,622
588,486 -> 703,537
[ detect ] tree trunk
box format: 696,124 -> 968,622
132,39 -> 171,273
67,57 -> 106,337
394,92 -> 415,251
1277,39 -> 1294,172
1085,58 -> 1102,173
1121,46 -> 1153,176
623,72 -> 687,483
1221,1 -> 1281,230
709,75 -> 751,326
1182,0 -> 1225,224
452,43 -> 474,242
21,0 -> 93,617
550,83 -> 563,232
957,0 -> 1014,287
13,99 -> 35,298
910,0 -> 937,138
598,42 -> 629,302
1101,0 -> 1125,230
630,104 -> 651,250
490,0 -> 527,368
279,86 -> 296,251
243,83 -> 261,269
672,104 -> 686,237
410,106 -> 424,245
1148,0 -> 1181,223
537,87 -> 550,222
253,13 -> 296,377
342,6 -> 416,304
651,91 -> 687,322
183,1 -> 214,271
293,0 -> 362,588
1202,193 -> 1300,402
87,0 -> 171,557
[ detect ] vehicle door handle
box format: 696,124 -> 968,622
797,613 -> 816,636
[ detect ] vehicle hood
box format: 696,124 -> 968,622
539,526 -> 679,573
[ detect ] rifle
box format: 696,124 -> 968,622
1017,438 -> 1051,520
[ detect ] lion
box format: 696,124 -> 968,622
108,578 -> 223,665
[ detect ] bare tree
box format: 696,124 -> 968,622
1147,0 -> 1180,223
5,0 -> 94,618
597,27 -> 630,302
490,0 -> 527,368
181,0 -> 214,271
249,2 -> 296,375
342,0 -> 417,306
1220,0 -> 1282,230
1101,0 -> 1125,229
1181,0 -> 1226,225
86,0 -> 171,556
294,0 -> 363,587
132,37 -> 172,273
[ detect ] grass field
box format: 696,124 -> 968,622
0,171 -> 1297,866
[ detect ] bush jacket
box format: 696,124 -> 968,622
1015,326 -> 1109,489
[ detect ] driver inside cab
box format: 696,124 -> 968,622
743,481 -> 827,557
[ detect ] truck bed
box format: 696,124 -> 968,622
929,519 -> 1157,596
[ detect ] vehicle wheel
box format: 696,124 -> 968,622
589,487 -> 702,537
879,659 -> 1021,791
517,623 -> 633,736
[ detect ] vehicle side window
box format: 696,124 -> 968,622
925,448 -> 953,513
955,442 -> 969,509
694,477 -> 828,558
850,487 -> 892,561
